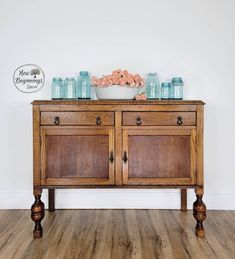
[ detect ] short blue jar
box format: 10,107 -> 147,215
51,77 -> 64,100
171,77 -> 184,100
161,82 -> 171,100
64,77 -> 76,99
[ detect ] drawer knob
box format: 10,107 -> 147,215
109,151 -> 114,163
122,151 -> 128,163
96,116 -> 101,125
136,116 -> 142,126
54,116 -> 60,125
177,116 -> 183,125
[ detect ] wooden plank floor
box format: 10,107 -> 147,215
0,210 -> 234,259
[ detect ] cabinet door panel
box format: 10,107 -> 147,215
41,128 -> 114,185
46,135 -> 109,178
123,129 -> 196,185
128,135 -> 190,178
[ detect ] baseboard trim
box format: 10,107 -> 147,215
0,190 -> 234,210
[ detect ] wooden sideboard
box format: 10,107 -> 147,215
31,100 -> 206,238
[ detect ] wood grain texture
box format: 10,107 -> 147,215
40,128 -> 115,186
181,189 -> 187,212
115,111 -> 123,185
33,105 -> 41,193
122,129 -> 196,186
32,100 -> 205,105
123,112 -> 196,126
128,135 -> 190,178
48,189 -> 55,212
38,104 -> 198,112
41,111 -> 114,126
32,100 -> 205,237
31,195 -> 45,238
0,210 -> 234,259
196,105 -> 204,187
193,195 -> 207,237
46,135 -> 109,178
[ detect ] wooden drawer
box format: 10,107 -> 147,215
122,112 -> 196,126
41,111 -> 114,126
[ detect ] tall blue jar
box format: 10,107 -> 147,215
51,77 -> 64,100
77,71 -> 91,99
161,82 -> 171,100
64,77 -> 76,99
171,77 -> 184,100
145,73 -> 160,99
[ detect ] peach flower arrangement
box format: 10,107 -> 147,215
92,69 -> 144,88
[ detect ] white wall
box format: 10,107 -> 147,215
0,0 -> 235,210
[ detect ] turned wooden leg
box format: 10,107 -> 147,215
31,194 -> 45,238
181,189 -> 187,212
193,194 -> 206,237
48,189 -> 55,212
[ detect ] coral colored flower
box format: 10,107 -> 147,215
135,92 -> 147,100
92,70 -> 144,87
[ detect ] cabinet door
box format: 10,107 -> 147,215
122,129 -> 196,185
41,128 -> 114,186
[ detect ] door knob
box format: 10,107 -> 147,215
122,151 -> 128,163
109,151 -> 114,163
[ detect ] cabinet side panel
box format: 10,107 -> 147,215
196,105 -> 204,187
33,105 -> 41,190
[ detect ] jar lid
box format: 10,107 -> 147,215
53,77 -> 62,81
80,71 -> 89,76
161,82 -> 171,87
172,77 -> 183,83
148,72 -> 157,76
65,77 -> 75,80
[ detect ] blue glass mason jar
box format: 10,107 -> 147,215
77,71 -> 91,99
161,82 -> 171,100
51,77 -> 64,100
145,73 -> 160,99
171,77 -> 184,100
64,77 -> 76,99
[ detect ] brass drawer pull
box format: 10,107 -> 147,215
96,116 -> 101,125
54,116 -> 60,125
136,116 -> 142,126
109,151 -> 114,163
122,151 -> 128,163
177,116 -> 183,125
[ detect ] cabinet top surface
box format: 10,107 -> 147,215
32,100 -> 205,105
